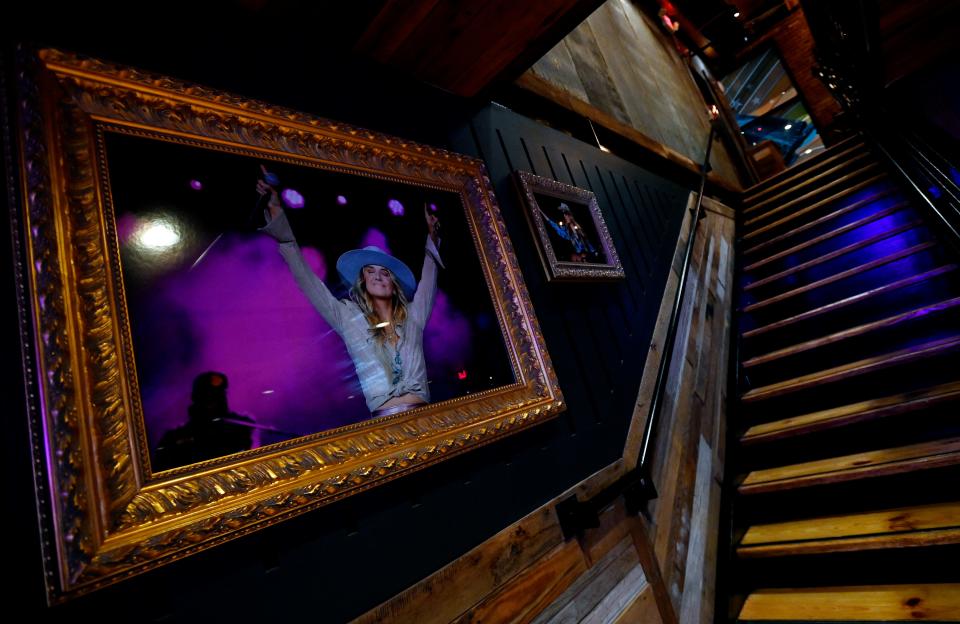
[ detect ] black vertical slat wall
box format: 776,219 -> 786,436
4,42 -> 691,620
454,104 -> 687,448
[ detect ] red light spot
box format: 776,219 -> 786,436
457,370 -> 468,380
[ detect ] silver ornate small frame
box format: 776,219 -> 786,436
514,171 -> 625,281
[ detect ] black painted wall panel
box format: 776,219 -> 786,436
4,42 -> 689,621
456,103 -> 688,465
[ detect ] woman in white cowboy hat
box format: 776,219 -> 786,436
257,176 -> 443,418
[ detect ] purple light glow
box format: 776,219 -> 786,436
336,195 -> 348,206
387,199 -> 405,216
189,179 -> 203,191
300,246 -> 327,281
136,228 -> 479,456
282,188 -> 305,209
428,203 -> 438,213
423,289 -> 472,373
361,228 -> 391,253
115,213 -> 138,244
139,233 -> 364,451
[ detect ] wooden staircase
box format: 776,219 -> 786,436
728,136 -> 960,622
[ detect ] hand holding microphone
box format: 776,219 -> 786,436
257,165 -> 283,220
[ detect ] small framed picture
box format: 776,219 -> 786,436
514,171 -> 625,281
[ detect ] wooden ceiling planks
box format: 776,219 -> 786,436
354,0 -> 606,96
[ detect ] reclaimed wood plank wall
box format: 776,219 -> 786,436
356,194 -> 735,623
643,196 -> 734,623
523,0 -> 741,188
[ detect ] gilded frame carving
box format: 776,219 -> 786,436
514,170 -> 625,281
12,49 -> 564,602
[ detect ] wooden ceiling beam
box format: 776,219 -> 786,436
354,0 -> 607,97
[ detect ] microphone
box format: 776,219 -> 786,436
192,166 -> 280,271
253,166 -> 281,225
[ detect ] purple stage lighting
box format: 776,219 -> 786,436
282,188 -> 305,209
336,195 -> 348,206
189,179 -> 203,191
361,228 -> 391,253
387,199 -> 405,216
428,203 -> 438,212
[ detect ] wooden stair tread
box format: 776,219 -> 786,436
743,297 -> 960,368
738,438 -> 960,494
738,584 -> 960,621
741,380 -> 960,444
741,335 -> 960,403
742,265 -> 959,339
742,241 -> 937,313
743,177 -> 892,242
744,221 -> 923,291
744,136 -> 865,199
745,202 -> 910,272
738,502 -> 960,557
744,151 -> 875,214
744,164 -> 884,226
744,142 -> 868,204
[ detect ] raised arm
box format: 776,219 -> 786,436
258,175 -> 346,332
538,207 -> 570,241
410,204 -> 444,324
410,236 -> 443,324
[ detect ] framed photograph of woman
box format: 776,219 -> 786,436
12,49 -> 563,601
514,171 -> 625,281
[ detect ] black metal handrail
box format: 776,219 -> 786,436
871,130 -> 960,250
637,123 -> 717,479
800,0 -> 960,249
893,131 -> 960,213
556,123 -> 719,538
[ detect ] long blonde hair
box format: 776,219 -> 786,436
350,270 -> 409,373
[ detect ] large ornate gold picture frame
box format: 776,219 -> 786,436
12,49 -> 563,603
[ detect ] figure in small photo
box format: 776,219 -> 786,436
540,202 -> 599,263
257,169 -> 443,418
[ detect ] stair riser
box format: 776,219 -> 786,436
744,208 -> 917,278
743,154 -> 878,212
743,139 -> 866,200
742,228 -> 934,301
739,269 -> 960,352
744,172 -> 891,232
741,250 -> 948,323
743,186 -> 900,249
744,314 -> 960,388
739,405 -> 960,470
733,465 -> 960,527
740,350 -> 960,420
731,543 -> 960,590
